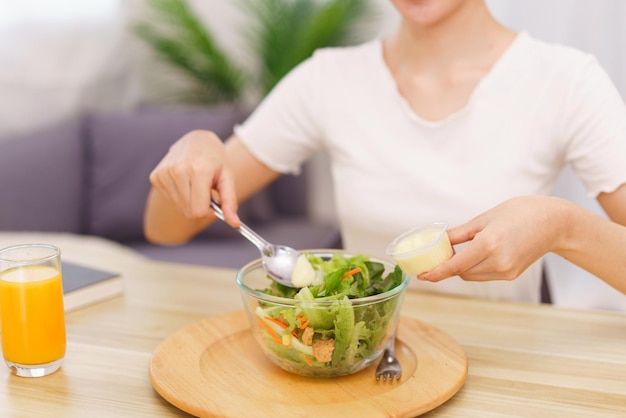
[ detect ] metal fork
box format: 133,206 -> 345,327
375,335 -> 402,381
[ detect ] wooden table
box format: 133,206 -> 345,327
0,232 -> 625,417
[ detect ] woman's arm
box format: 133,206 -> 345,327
420,196 -> 626,294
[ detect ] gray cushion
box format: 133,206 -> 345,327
84,106 -> 254,242
128,219 -> 341,268
0,118 -> 84,233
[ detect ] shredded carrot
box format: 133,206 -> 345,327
343,267 -> 362,279
292,329 -> 300,338
264,316 -> 288,329
303,356 -> 313,365
257,319 -> 282,345
296,315 -> 310,329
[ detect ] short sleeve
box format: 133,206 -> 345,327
234,53 -> 325,175
561,56 -> 626,197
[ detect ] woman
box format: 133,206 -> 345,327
144,0 -> 626,303
419,195 -> 626,295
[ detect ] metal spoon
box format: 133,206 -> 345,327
210,198 -> 299,288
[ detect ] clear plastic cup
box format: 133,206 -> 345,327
386,222 -> 453,277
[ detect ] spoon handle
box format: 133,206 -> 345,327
210,199 -> 270,252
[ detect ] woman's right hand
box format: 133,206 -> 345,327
148,130 -> 241,228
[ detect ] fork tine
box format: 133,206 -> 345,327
375,340 -> 402,381
382,372 -> 395,381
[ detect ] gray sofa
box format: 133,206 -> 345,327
0,106 -> 340,268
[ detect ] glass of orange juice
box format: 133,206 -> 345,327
0,244 -> 66,377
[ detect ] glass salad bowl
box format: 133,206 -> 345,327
236,249 -> 410,377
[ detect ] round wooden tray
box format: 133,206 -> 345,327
149,310 -> 467,417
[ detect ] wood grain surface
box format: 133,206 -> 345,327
149,311 -> 468,417
0,232 -> 625,418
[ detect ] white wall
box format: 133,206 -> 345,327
0,0 -> 140,140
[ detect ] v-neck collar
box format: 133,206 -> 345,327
373,31 -> 528,128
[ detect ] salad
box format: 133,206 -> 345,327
253,253 -> 405,374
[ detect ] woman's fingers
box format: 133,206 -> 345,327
213,168 -> 240,228
149,130 -> 241,223
445,222 -> 481,246
419,235 -> 489,282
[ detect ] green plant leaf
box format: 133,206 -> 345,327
241,0 -> 372,95
134,0 -> 376,104
134,0 -> 249,104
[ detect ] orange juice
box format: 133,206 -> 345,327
0,265 -> 66,365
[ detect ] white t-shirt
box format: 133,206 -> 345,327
235,32 -> 626,303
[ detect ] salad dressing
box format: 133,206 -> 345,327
387,223 -> 453,276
